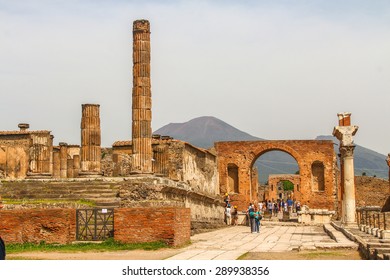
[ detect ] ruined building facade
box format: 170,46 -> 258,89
1,19 -> 382,222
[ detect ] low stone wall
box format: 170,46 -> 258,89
297,206 -> 335,224
114,208 -> 190,246
0,208 -> 76,244
0,207 -> 191,246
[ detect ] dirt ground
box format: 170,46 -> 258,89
240,249 -> 364,260
7,248 -> 181,260
8,248 -> 364,260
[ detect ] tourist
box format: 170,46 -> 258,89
287,197 -> 294,214
224,193 -> 230,207
254,206 -> 262,233
225,205 -> 232,226
247,203 -> 255,232
273,202 -> 279,216
258,201 -> 263,212
296,201 -> 301,212
231,205 -> 238,226
0,195 -> 5,260
267,200 -> 273,217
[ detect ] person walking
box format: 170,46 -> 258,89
231,206 -> 238,226
0,195 -> 5,260
254,206 -> 262,233
247,203 -> 255,232
225,205 -> 232,226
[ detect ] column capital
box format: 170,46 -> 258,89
332,125 -> 359,146
340,145 -> 356,158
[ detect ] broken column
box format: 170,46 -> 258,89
80,104 -> 101,177
333,112 -> 358,225
131,19 -> 153,174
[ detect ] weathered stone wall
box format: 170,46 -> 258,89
0,177 -> 225,232
215,140 -> 337,211
118,176 -> 224,233
0,208 -> 76,244
267,174 -> 301,202
0,134 -> 31,179
114,207 -> 190,246
112,139 -> 219,197
355,176 -> 389,208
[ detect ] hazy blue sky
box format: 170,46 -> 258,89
1,0 -> 389,155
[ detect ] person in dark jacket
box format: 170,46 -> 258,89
0,195 -> 5,260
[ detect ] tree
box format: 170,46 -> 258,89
281,180 -> 294,191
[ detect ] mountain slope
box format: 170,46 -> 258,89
154,117 -> 388,181
154,116 -> 262,148
316,135 -> 388,179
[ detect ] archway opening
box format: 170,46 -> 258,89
253,150 -> 300,204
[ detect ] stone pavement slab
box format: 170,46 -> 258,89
167,223 -> 358,260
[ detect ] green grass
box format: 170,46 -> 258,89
6,239 -> 168,254
2,198 -> 96,207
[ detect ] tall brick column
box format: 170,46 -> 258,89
131,19 -> 153,174
333,112 -> 358,226
80,104 -> 101,177
387,154 -> 390,192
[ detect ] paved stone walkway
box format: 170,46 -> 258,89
167,222 -> 358,260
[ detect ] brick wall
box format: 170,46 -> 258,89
0,208 -> 76,244
114,207 -> 190,246
215,140 -> 337,211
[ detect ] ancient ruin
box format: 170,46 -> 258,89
1,19 -> 389,250
333,112 -> 359,225
215,140 -> 338,211
131,19 -> 153,174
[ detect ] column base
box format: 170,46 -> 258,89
26,172 -> 52,179
129,171 -> 154,176
78,172 -> 102,178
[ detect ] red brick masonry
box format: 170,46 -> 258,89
0,208 -> 76,244
0,207 -> 191,246
114,207 -> 191,246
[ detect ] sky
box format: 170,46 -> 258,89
1,0 -> 389,155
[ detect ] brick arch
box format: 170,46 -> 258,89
249,145 -> 302,171
215,140 -> 337,211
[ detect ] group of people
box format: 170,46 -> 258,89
263,198 -> 301,216
247,203 -> 262,233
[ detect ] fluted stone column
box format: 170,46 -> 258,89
59,142 -> 68,179
67,158 -> 74,178
52,148 -> 60,178
80,104 -> 101,177
333,112 -> 358,226
73,155 -> 80,178
131,19 -> 153,174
